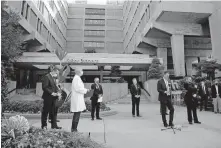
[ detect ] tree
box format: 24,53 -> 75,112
147,58 -> 164,80
1,1 -> 25,102
195,57 -> 221,82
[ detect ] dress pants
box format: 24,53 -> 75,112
49,107 -> 58,120
213,96 -> 221,113
71,112 -> 81,132
41,98 -> 56,128
91,100 -> 100,119
186,103 -> 199,123
160,99 -> 174,125
200,95 -> 208,111
132,97 -> 140,116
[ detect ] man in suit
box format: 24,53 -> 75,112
211,79 -> 221,114
90,77 -> 103,120
41,65 -> 62,129
157,71 -> 174,127
198,81 -> 209,111
130,78 -> 141,117
184,77 -> 201,124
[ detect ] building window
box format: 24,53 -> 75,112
25,4 -> 29,20
84,30 -> 105,37
85,8 -> 105,15
48,0 -> 55,11
167,56 -> 174,69
84,41 -> 105,48
85,19 -> 105,26
21,0 -> 26,16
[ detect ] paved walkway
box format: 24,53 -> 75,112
30,95 -> 221,148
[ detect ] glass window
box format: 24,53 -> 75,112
84,41 -> 105,48
85,19 -> 105,26
84,30 -> 105,37
85,8 -> 105,15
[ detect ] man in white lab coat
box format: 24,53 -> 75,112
70,68 -> 90,132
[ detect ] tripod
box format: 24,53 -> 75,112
161,125 -> 182,134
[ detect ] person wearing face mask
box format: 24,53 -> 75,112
41,65 -> 62,130
184,77 -> 201,124
157,71 -> 174,127
130,78 -> 141,117
90,77 -> 103,120
211,79 -> 221,114
70,68 -> 90,132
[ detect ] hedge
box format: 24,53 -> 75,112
2,100 -> 110,113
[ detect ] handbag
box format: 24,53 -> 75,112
55,90 -> 67,108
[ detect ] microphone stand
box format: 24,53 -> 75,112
161,82 -> 182,134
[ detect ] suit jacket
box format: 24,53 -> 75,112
211,84 -> 221,98
42,74 -> 58,100
157,78 -> 170,102
130,84 -> 141,99
184,83 -> 197,105
90,83 -> 103,101
198,84 -> 209,97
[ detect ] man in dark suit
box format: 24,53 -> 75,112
157,71 -> 174,127
41,65 -> 62,129
184,77 -> 201,124
90,77 -> 103,120
130,78 -> 141,117
198,81 -> 209,111
211,79 -> 221,114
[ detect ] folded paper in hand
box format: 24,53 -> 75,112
98,96 -> 103,102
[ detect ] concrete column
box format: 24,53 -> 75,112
171,34 -> 185,76
209,8 -> 221,64
157,48 -> 167,70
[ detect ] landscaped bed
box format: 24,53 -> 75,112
2,100 -> 110,114
1,115 -> 105,148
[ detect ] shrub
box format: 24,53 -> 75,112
1,116 -> 104,148
2,100 -> 110,113
147,58 -> 164,80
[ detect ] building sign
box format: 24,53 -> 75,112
66,58 -> 99,64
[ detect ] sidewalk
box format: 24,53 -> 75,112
30,96 -> 221,148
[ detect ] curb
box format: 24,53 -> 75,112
3,110 -> 118,119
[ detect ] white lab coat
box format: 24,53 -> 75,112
70,75 -> 87,112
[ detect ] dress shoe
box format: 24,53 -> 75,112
91,118 -> 94,121
164,123 -> 168,127
194,121 -> 201,124
52,126 -> 62,129
189,122 -> 193,124
166,113 -> 169,115
169,123 -> 174,127
137,115 -> 142,117
56,120 -> 60,122
96,117 -> 102,120
215,112 -> 218,114
42,126 -> 47,130
132,115 -> 135,117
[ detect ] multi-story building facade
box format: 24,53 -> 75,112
5,0 -> 221,88
124,1 -> 221,76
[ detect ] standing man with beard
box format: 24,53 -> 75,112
41,65 -> 62,130
157,71 -> 174,127
90,77 -> 103,120
184,77 -> 201,124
